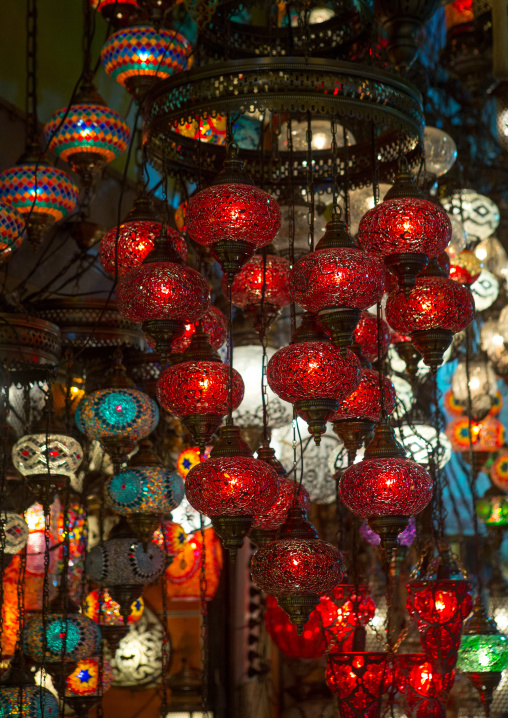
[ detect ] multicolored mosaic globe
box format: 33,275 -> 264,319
24,612 -> 101,662
0,162 -> 78,222
101,25 -> 191,88
176,446 -> 210,478
105,467 -> 184,514
491,452 -> 508,491
0,201 -> 24,261
84,589 -> 144,626
76,388 -> 159,440
66,657 -> 114,696
0,686 -> 59,718
45,103 -> 131,164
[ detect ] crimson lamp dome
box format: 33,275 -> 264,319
353,310 -> 391,363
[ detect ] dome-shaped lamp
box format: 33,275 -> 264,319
251,505 -> 344,633
457,599 -> 508,715
0,201 -> 24,262
0,143 -> 79,247
44,82 -> 131,187
84,589 -> 144,653
186,142 -> 281,284
290,209 -> 385,353
267,313 -> 361,444
101,24 -> 191,99
105,438 -> 184,544
0,650 -> 59,718
227,250 -> 290,337
86,518 -> 165,621
185,424 -> 279,558
339,421 -> 433,556
157,327 -> 244,451
117,226 -> 210,359
358,159 -> 451,292
100,192 -> 187,278
386,258 -> 475,373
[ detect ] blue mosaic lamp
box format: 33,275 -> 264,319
105,439 -> 184,544
0,650 -> 59,718
76,358 -> 159,470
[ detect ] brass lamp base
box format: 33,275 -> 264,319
211,515 -> 254,562
277,594 -> 320,636
295,398 -> 338,446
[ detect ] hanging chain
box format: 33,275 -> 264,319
330,116 -> 339,210
260,251 -> 270,442
25,0 -> 38,142
199,515 -> 209,716
306,111 -> 315,252
343,125 -> 350,228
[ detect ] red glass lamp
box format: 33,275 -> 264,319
339,421 -> 433,555
0,144 -> 79,246
354,310 -> 391,363
250,475 -> 310,545
117,226 -> 210,358
267,313 -> 361,444
326,652 -> 389,718
251,505 -> 344,633
449,249 -> 482,285
290,210 -> 385,352
185,424 -> 279,557
358,159 -> 451,291
264,594 -> 326,659
101,24 -> 191,99
157,327 -> 244,450
319,584 -> 376,653
100,193 -> 187,278
186,142 -> 281,283
396,653 -> 454,718
92,0 -> 139,27
332,367 -> 397,463
171,306 -> 227,354
44,82 -> 131,187
226,252 -> 290,336
386,260 -> 475,373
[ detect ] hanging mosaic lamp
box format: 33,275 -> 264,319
152,519 -> 187,564
84,589 -> 144,653
76,357 -> 159,469
251,505 -> 344,633
185,424 -> 279,558
490,451 -> 508,491
12,425 -> 83,506
290,209 -> 385,352
451,356 -> 498,420
354,310 -> 391,364
0,650 -> 59,718
325,652 -> 388,715
0,143 -> 79,246
176,445 -> 210,478
339,421 -> 433,555
331,364 -> 397,464
157,326 -> 244,450
24,588 -> 101,689
0,201 -> 24,262
117,226 -> 210,358
449,248 -> 482,285
476,486 -> 508,528
164,526 -> 223,600
226,250 -> 290,337
358,158 -> 451,292
407,556 -> 473,674
65,657 -> 114,718
264,594 -> 326,660
92,0 -> 139,27
185,141 -> 281,283
386,258 -> 475,373
424,126 -> 458,178
319,584 -> 376,653
44,81 -> 131,186
100,192 -> 187,278
445,415 -> 505,473
249,471 -> 310,547
101,24 -> 191,99
0,499 -> 29,558
394,424 -> 452,469
395,653 -> 454,718
171,305 -> 227,354
457,599 -> 508,715
105,438 -> 184,544
86,518 -> 165,621
267,312 -> 361,444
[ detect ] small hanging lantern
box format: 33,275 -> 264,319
249,470 -> 310,547
354,310 -> 391,364
290,209 -> 385,352
445,415 -> 505,473
84,589 -> 144,653
476,486 -> 508,528
251,505 -> 344,633
267,312 -> 361,444
339,421 -> 433,556
325,652 -> 388,715
319,584 -> 376,653
490,451 -> 508,491
186,142 -> 281,284
185,424 -> 279,558
358,158 -> 452,292
449,249 -> 482,285
395,653 -> 454,718
171,306 -> 227,354
65,657 -> 114,718
101,24 -> 191,99
157,327 -> 244,451
105,439 -> 185,544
